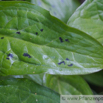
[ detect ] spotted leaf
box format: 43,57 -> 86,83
0,2 -> 103,76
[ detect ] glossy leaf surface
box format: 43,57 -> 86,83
0,2 -> 103,76
0,0 -> 80,23
31,0 -> 80,23
43,74 -> 93,95
0,77 -> 60,103
68,0 -> 103,44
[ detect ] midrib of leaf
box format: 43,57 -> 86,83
1,4 -> 103,45
1,34 -> 103,66
0,2 -> 103,75
0,31 -> 103,61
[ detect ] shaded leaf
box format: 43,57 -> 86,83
68,0 -> 103,44
1,0 -> 80,23
0,77 -> 60,103
0,2 -> 103,76
82,70 -> 103,87
24,73 -> 44,85
31,0 -> 80,23
43,74 -> 93,95
0,0 -> 31,2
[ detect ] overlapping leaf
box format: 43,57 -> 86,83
0,0 -> 80,23
31,0 -> 80,23
0,2 -> 103,76
68,0 -> 103,44
0,77 -> 60,103
43,74 -> 93,95
83,70 -> 103,87
25,74 -> 93,95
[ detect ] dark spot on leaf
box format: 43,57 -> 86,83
65,39 -> 69,42
6,57 -> 9,60
59,37 -> 63,43
36,32 -> 38,35
68,64 -> 73,67
52,5 -> 55,8
49,8 -> 51,10
53,12 -> 56,15
66,58 -> 69,61
1,37 -> 4,39
8,53 -> 13,58
40,29 -> 43,32
16,31 -> 21,34
61,0 -> 64,3
58,61 -> 65,65
23,53 -> 31,58
38,1 -> 42,6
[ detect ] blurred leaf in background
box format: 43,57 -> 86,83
68,0 -> 103,44
0,0 -> 80,23
31,0 -> 80,23
0,77 -> 60,103
25,74 -> 93,95
82,70 -> 103,87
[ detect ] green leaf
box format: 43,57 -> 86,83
82,70 -> 103,87
43,74 -> 93,95
0,77 -> 60,103
0,0 -> 31,2
0,2 -> 103,76
25,73 -> 44,85
2,0 -> 80,23
68,0 -> 103,44
31,0 -> 80,23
